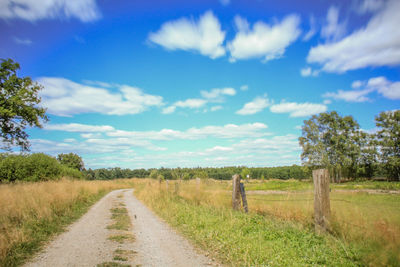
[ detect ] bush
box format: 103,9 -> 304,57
0,153 -> 83,182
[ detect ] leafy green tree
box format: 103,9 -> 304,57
0,59 -> 48,151
149,169 -> 159,179
375,110 -> 400,181
57,153 -> 85,171
299,111 -> 361,182
241,167 -> 250,180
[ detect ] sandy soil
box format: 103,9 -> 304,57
24,189 -> 216,267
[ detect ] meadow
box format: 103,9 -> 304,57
134,178 -> 400,266
0,178 -> 135,267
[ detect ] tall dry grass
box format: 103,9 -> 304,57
0,178 -> 134,266
137,178 -> 400,266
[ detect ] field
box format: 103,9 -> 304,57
0,178 -> 135,267
134,178 -> 400,266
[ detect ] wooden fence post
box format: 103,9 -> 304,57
239,182 -> 248,213
232,174 -> 241,210
174,181 -> 179,195
166,180 -> 169,191
196,177 -> 201,194
313,169 -> 331,234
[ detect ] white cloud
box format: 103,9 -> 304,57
351,80 -> 364,89
200,87 -> 236,102
0,0 -> 100,22
46,122 -> 270,143
175,98 -> 207,108
270,102 -> 327,117
148,11 -> 226,59
240,85 -> 249,91
324,76 -> 400,102
38,77 -> 164,116
164,87 -> 236,114
236,95 -> 272,115
162,105 -> 177,114
367,76 -> 400,100
300,67 -> 319,77
14,37 -> 32,45
323,88 -> 373,102
307,0 -> 400,73
355,0 -> 384,14
227,14 -> 301,62
210,105 -> 223,112
303,15 -> 317,41
323,99 -> 332,105
219,0 -> 230,6
45,123 -> 115,133
321,6 -> 347,41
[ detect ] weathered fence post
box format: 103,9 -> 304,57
174,181 -> 179,195
166,180 -> 169,191
313,169 -> 331,234
239,182 -> 248,213
196,177 -> 201,193
232,174 -> 241,210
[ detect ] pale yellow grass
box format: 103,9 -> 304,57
136,178 -> 400,265
0,178 -> 134,264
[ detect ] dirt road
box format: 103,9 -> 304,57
24,189 -> 215,267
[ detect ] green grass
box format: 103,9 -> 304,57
246,179 -> 312,191
108,234 -> 135,244
245,179 -> 400,192
332,180 -> 400,191
2,190 -> 108,267
107,207 -> 131,231
97,262 -> 131,267
113,249 -> 136,261
136,189 -> 362,266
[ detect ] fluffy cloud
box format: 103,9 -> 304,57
303,15 -> 317,41
163,87 -> 236,114
200,87 -> 236,102
0,0 -> 100,22
236,95 -> 272,115
307,0 -> 400,72
227,14 -> 301,62
107,122 -> 269,140
148,11 -> 226,59
210,105 -> 223,112
38,77 -> 163,116
45,123 -> 115,133
270,102 -> 327,117
355,0 -> 384,14
300,67 -> 319,77
324,76 -> 400,102
323,89 -> 373,102
321,6 -> 346,41
14,37 -> 32,45
162,98 -> 207,114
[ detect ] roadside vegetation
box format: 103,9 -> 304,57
0,179 -> 134,267
134,178 -> 400,266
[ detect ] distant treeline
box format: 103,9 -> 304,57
84,165 -> 311,181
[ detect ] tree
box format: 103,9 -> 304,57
241,167 -> 250,180
375,110 -> 400,181
57,153 -> 85,171
299,111 -> 361,182
0,58 -> 48,151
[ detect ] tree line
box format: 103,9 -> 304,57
299,110 -> 400,181
83,165 -> 311,181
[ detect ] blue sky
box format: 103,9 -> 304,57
1,0 -> 399,169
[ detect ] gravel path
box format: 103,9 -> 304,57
24,189 -> 215,267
